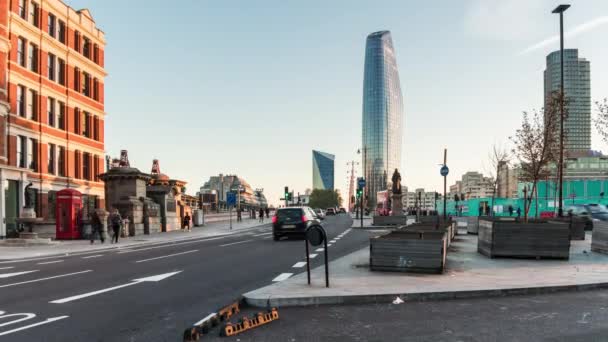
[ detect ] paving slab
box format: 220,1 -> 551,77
244,231 -> 608,307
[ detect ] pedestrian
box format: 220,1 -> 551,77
90,211 -> 104,244
508,205 -> 514,217
265,207 -> 270,218
252,208 -> 256,219
237,208 -> 242,222
109,208 -> 122,244
183,213 -> 191,232
259,208 -> 264,223
479,206 -> 483,217
516,207 -> 521,218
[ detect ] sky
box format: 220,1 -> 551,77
66,0 -> 608,206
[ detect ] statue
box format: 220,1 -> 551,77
391,169 -> 402,195
24,182 -> 34,208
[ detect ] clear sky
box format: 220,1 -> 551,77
66,0 -> 608,206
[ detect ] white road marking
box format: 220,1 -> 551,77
0,266 -> 14,270
0,270 -> 38,279
309,254 -> 318,258
0,313 -> 36,327
315,248 -> 324,252
0,316 -> 69,337
327,243 -> 333,247
272,273 -> 293,282
117,236 -> 226,254
82,255 -> 103,259
220,239 -> 254,247
0,270 -> 92,289
37,260 -> 64,265
135,250 -> 198,263
330,240 -> 337,243
253,232 -> 272,237
292,262 -> 307,268
193,313 -> 217,326
50,271 -> 182,304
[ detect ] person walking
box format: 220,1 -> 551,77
265,207 -> 270,218
259,208 -> 265,223
90,211 -> 104,244
183,213 -> 191,232
237,208 -> 242,222
508,205 -> 514,217
109,208 -> 122,244
516,207 -> 521,219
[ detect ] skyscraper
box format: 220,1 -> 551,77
312,150 -> 335,190
362,31 -> 404,208
544,49 -> 591,152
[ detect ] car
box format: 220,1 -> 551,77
339,207 -> 347,214
565,204 -> 608,230
314,208 -> 325,219
326,208 -> 336,215
272,206 -> 320,241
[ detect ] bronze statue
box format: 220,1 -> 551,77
24,182 -> 33,208
391,169 -> 402,195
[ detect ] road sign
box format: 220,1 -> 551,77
357,178 -> 366,188
440,165 -> 449,177
227,192 -> 237,206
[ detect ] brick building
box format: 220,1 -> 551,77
0,0 -> 105,238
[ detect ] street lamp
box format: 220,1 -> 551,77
552,4 -> 570,217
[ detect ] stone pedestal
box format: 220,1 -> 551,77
391,194 -> 403,216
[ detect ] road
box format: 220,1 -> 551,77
0,214 -> 368,341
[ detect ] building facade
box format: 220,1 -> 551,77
402,188 -> 438,210
200,174 -> 267,210
496,161 -> 519,198
312,150 -> 334,190
449,171 -> 494,199
544,49 -> 591,152
362,30 -> 404,208
0,0 -> 105,238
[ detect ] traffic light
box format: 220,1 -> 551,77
356,187 -> 363,198
284,186 -> 289,199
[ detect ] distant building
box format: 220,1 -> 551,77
497,161 -> 519,198
402,188 -> 438,210
312,150 -> 335,190
200,174 -> 267,210
544,49 -> 591,152
449,172 -> 494,199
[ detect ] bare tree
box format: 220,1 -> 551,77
595,98 -> 608,144
510,92 -> 561,222
486,144 -> 510,217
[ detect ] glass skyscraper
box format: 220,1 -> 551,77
362,31 -> 404,208
544,49 -> 591,152
312,150 -> 335,190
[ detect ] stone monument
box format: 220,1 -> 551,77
391,168 -> 403,216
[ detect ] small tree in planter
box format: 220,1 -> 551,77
510,92 -> 561,222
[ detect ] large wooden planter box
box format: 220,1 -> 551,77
400,221 -> 453,247
565,217 -> 586,240
478,219 -> 570,260
466,216 -> 479,234
370,229 -> 447,274
591,221 -> 608,254
372,215 -> 409,226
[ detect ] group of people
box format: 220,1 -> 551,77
236,207 -> 270,223
89,208 -> 124,244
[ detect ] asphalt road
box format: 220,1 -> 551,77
215,289 -> 608,342
0,214 -> 368,341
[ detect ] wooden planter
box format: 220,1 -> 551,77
370,229 -> 447,274
372,215 -> 409,226
591,221 -> 608,254
467,216 -> 479,234
478,219 -> 570,259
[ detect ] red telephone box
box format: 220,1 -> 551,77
56,189 -> 83,240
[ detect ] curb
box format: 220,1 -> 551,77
244,281 -> 608,308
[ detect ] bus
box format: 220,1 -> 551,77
376,190 -> 391,216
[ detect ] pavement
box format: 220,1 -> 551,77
0,214 -> 371,341
244,230 -> 608,307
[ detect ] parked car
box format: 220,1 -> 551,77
566,204 -> 608,230
339,207 -> 347,214
272,206 -> 320,241
326,208 -> 336,215
314,208 -> 325,219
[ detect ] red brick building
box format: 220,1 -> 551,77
0,0 -> 105,238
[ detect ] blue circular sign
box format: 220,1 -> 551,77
440,165 -> 449,177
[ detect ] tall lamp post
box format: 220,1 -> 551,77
552,4 -> 570,217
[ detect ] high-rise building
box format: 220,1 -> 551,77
362,30 -> 404,208
312,150 -> 335,190
544,49 -> 591,152
0,1 -> 106,238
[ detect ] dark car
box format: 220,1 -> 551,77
272,207 -> 320,241
326,208 -> 336,215
339,207 -> 347,214
566,204 -> 608,230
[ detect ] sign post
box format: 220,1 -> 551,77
227,192 -> 237,230
440,149 -> 449,220
357,178 -> 366,228
305,225 -> 329,288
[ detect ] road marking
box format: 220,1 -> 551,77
193,313 -> 217,326
0,266 -> 14,270
0,270 -> 92,289
82,255 -> 103,259
135,250 -> 198,263
0,313 -> 36,328
117,236 -> 227,254
330,240 -> 337,243
50,271 -> 182,304
272,273 -> 293,282
0,316 -> 69,337
220,239 -> 254,247
0,270 -> 38,279
315,248 -> 324,252
327,243 -> 333,247
309,254 -> 318,259
37,260 -> 64,265
292,262 -> 307,268
253,232 -> 272,237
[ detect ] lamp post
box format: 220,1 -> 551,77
552,4 -> 570,217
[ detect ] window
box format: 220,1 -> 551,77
74,31 -> 80,52
83,152 -> 91,180
17,85 -> 25,117
74,108 -> 80,134
28,43 -> 37,72
73,67 -> 80,91
57,101 -> 65,130
26,89 -> 37,120
29,1 -> 39,28
18,0 -> 26,19
82,72 -> 90,96
48,13 -> 55,37
47,97 -> 55,127
83,111 -> 90,137
57,58 -> 65,85
93,78 -> 99,100
57,146 -> 65,176
93,154 -> 99,181
47,191 -> 56,219
83,37 -> 90,59
74,150 -> 80,179
93,116 -> 99,140
17,37 -> 25,67
93,44 -> 99,64
47,53 -> 55,81
48,143 -> 55,175
58,20 -> 65,44
17,135 -> 26,168
27,138 -> 37,171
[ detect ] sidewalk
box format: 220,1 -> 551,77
0,217 -> 269,261
244,232 -> 608,307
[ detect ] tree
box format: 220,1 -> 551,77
595,98 -> 608,144
308,189 -> 342,209
510,92 -> 561,222
486,144 -> 510,217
